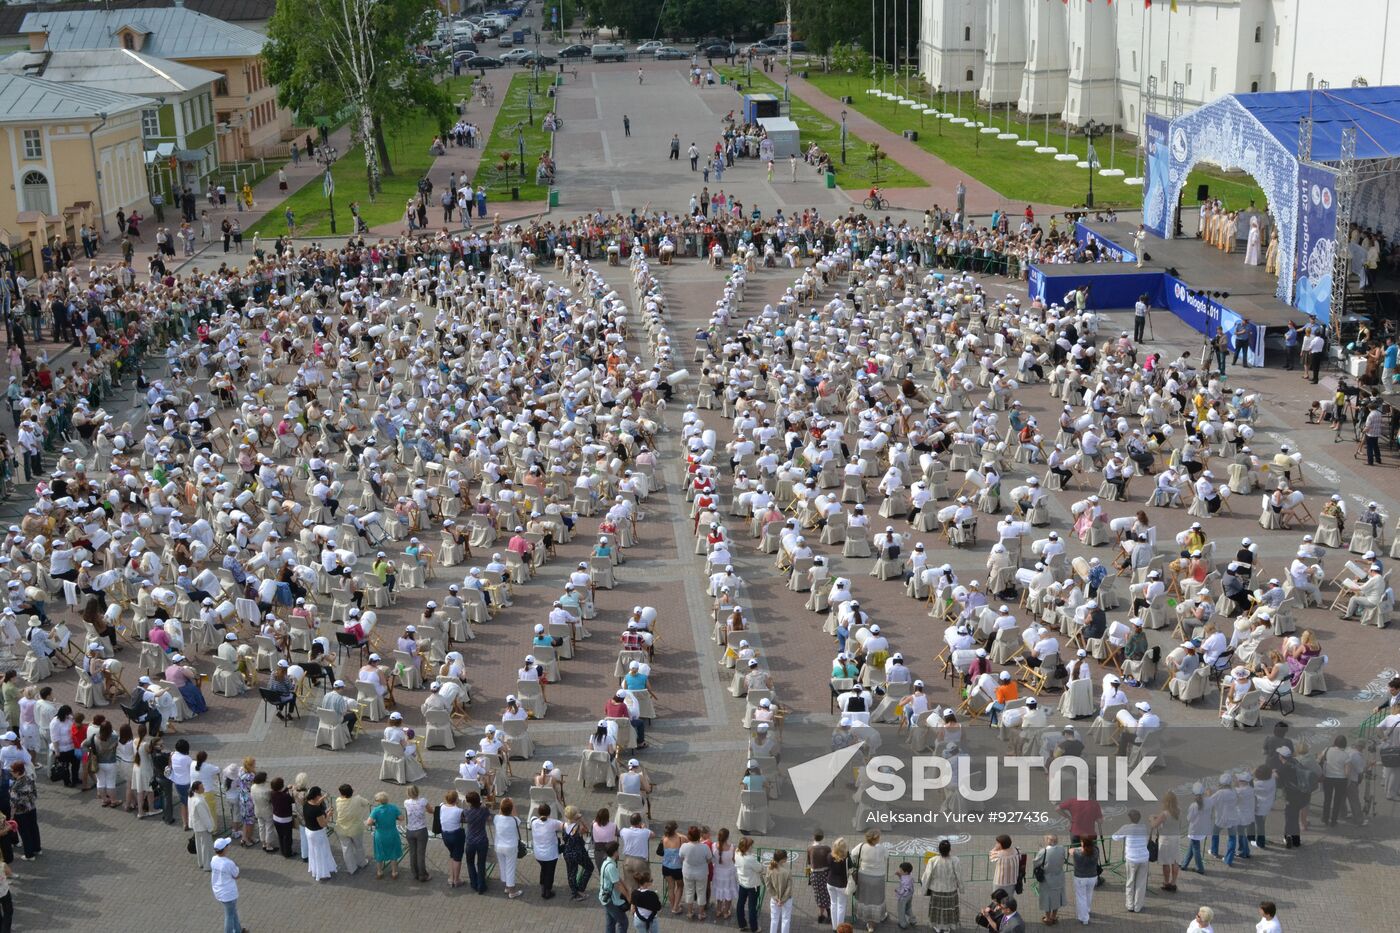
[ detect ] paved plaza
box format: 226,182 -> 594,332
9,50 -> 1400,933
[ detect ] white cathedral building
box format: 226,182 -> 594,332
919,0 -> 1400,143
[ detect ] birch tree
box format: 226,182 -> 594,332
266,0 -> 441,198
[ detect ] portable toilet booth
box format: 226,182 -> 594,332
743,93 -> 781,124
757,116 -> 800,158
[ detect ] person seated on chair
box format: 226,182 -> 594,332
1252,578 -> 1286,613
268,660 -> 297,721
1194,471 -> 1222,513
303,637 -> 334,688
1221,564 -> 1252,616
1080,601 -> 1107,642
1220,667 -> 1254,723
1168,643 -> 1202,696
384,711 -> 417,761
1121,620 -> 1151,686
532,760 -> 567,806
501,695 -> 529,724
1132,571 -> 1166,613
518,655 -> 550,705
358,652 -> 394,705
1341,562 -> 1388,620
1103,455 -> 1128,499
988,672 -> 1019,725
26,619 -> 57,661
165,653 -> 208,717
1199,622 -> 1231,669
1321,494 -> 1347,535
619,759 -> 654,818
1024,630 -> 1060,672
319,679 -> 358,736
458,750 -> 494,794
1251,650 -> 1292,695
604,690 -> 647,749
396,627 -> 425,681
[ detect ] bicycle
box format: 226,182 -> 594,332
862,196 -> 889,211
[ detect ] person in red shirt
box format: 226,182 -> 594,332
1057,797 -> 1104,851
603,689 -> 647,748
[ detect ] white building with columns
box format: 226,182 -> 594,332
919,0 -> 1400,141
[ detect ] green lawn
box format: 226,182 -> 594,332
804,73 -> 1267,210
471,72 -> 555,203
716,67 -> 922,190
247,76 -> 473,237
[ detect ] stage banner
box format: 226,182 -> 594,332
1141,114 -> 1173,239
1074,223 -> 1137,262
1160,274 -> 1220,336
1294,162 -> 1339,323
1158,274 -> 1266,365
1028,266 -> 1047,304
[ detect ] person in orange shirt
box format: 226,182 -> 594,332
989,671 -> 1020,724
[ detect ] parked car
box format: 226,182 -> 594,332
497,32 -> 514,48
590,42 -> 628,62
697,41 -> 736,59
635,40 -> 664,56
463,55 -> 503,69
693,36 -> 725,51
452,39 -> 478,54
500,47 -> 533,62
790,40 -> 807,52
518,52 -> 556,67
743,44 -> 779,57
558,44 -> 592,59
654,46 -> 687,60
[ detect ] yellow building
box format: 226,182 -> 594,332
0,71 -> 147,272
19,3 -> 290,163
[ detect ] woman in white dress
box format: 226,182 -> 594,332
130,725 -> 155,816
492,796 -> 523,898
303,786 -> 338,881
710,827 -> 739,921
1244,217 -> 1262,266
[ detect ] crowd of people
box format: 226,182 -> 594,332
666,207 -> 1398,933
0,168 -> 1393,933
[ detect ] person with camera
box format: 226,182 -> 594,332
977,891 -> 1025,933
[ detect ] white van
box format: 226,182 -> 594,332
591,42 -> 627,62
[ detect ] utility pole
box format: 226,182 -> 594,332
785,0 -> 793,102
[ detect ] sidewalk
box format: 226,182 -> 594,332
90,70 -> 547,272
786,72 -> 1068,220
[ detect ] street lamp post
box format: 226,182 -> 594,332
317,144 -> 339,234
518,126 -> 526,181
841,109 -> 848,164
1082,120 -> 1106,208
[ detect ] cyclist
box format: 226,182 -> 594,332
867,185 -> 882,207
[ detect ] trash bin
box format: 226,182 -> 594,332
548,188 -> 559,208
511,186 -> 521,201
555,75 -> 564,87
825,170 -> 836,189
719,75 -> 727,85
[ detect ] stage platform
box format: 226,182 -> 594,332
1026,220 -> 1304,362
1081,220 -> 1296,327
